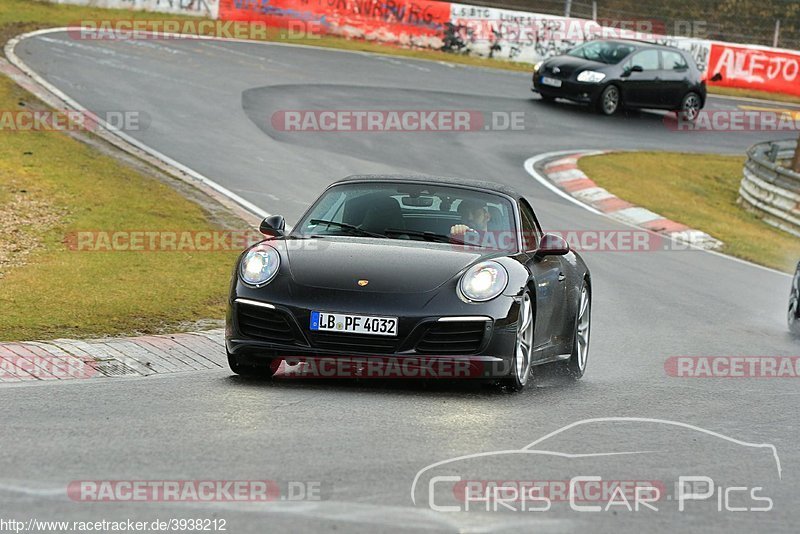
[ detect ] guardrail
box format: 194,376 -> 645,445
740,139 -> 800,237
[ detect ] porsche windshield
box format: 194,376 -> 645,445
294,182 -> 518,250
567,40 -> 636,64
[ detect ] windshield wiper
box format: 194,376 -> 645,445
384,228 -> 472,246
308,219 -> 387,239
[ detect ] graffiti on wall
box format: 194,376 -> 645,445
153,0 -> 218,16
445,3 -> 715,70
446,4 -> 586,63
44,0 -> 800,97
219,0 -> 449,47
707,43 -> 800,96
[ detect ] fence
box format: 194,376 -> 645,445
43,0 -> 800,97
453,0 -> 800,50
740,139 -> 800,238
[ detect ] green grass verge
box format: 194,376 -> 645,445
578,152 -> 800,273
0,60 -> 240,341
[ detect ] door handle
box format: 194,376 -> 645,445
558,272 -> 566,282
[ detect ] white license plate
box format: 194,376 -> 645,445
541,76 -> 562,87
310,311 -> 398,336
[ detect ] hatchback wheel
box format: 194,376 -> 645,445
679,92 -> 702,122
597,85 -> 620,115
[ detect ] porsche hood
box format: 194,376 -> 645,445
279,237 -> 494,293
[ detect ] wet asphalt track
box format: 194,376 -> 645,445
2,31 -> 800,532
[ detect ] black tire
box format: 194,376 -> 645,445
228,352 -> 280,378
596,85 -> 621,115
553,280 -> 591,378
503,291 -> 534,391
789,264 -> 800,336
539,94 -> 556,102
678,91 -> 702,122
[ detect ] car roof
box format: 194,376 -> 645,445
599,38 -> 687,52
331,174 -> 523,200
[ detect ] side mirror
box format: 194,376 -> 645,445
535,233 -> 570,257
622,65 -> 643,78
259,215 -> 285,237
710,72 -> 723,82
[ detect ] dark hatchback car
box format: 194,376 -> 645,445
532,39 -> 707,119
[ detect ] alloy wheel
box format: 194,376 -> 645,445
514,292 -> 534,385
681,93 -> 701,121
602,86 -> 619,115
575,286 -> 591,372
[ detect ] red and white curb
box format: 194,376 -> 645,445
540,152 -> 723,250
0,330 -> 225,384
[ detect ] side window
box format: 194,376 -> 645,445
629,49 -> 660,71
519,201 -> 540,251
662,50 -> 688,70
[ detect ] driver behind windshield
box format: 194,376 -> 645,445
450,199 -> 491,239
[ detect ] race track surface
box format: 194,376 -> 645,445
2,31 -> 798,532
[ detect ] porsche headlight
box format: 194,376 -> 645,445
533,62 -> 543,72
240,244 -> 280,287
459,261 -> 509,302
577,70 -> 606,83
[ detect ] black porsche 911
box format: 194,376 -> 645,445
226,175 -> 592,390
531,39 -> 708,119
